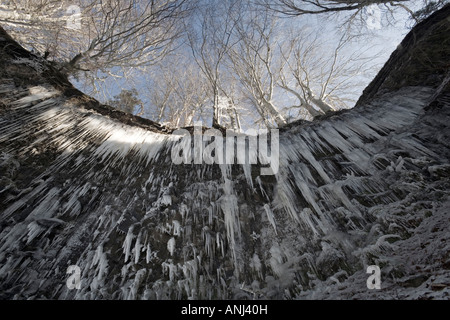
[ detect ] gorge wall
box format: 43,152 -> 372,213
0,6 -> 449,300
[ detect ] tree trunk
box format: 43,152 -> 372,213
311,96 -> 334,113
302,102 -> 324,117
263,100 -> 287,127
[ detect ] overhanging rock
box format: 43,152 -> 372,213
0,6 -> 449,300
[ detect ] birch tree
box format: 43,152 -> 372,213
227,7 -> 287,128
145,56 -> 211,127
186,0 -> 242,129
278,31 -> 374,118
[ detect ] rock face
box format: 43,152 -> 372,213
0,6 -> 449,300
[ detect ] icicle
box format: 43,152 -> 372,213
167,237 -> 176,256
220,178 -> 240,268
127,269 -> 146,300
123,227 -> 135,263
91,244 -> 108,283
26,221 -> 44,244
242,163 -> 254,189
263,204 -> 277,235
172,220 -> 181,236
269,244 -> 284,278
249,253 -> 262,278
255,176 -> 269,201
216,232 -> 225,257
145,244 -> 154,264
162,260 -> 177,282
299,208 -> 320,237
161,194 -> 172,206
134,232 -> 142,264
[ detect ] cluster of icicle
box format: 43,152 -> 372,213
0,82 -> 442,299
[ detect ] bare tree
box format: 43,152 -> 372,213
257,0 -> 409,16
145,55 -> 211,128
0,0 -> 391,128
1,1 -> 84,58
186,0 -> 243,129
1,0 -> 189,86
63,0 -> 189,74
412,0 -> 449,22
227,7 -> 287,128
257,0 -> 450,26
277,31 -> 374,118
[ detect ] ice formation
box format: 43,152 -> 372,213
0,7 -> 450,300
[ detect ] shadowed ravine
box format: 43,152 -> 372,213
0,6 -> 449,300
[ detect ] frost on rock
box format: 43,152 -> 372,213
1,11 -> 450,300
0,80 -> 449,300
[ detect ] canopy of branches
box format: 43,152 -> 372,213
1,0 -> 446,129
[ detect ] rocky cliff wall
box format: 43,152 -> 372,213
0,6 -> 449,300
